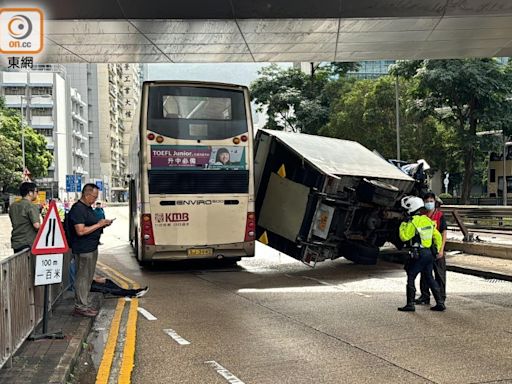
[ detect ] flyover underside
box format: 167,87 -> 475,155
8,0 -> 512,62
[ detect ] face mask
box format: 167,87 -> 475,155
424,202 -> 435,211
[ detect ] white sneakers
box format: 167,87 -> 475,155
136,286 -> 149,298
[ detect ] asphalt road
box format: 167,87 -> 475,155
89,206 -> 512,384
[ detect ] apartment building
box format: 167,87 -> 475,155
0,65 -> 87,199
96,63 -> 141,202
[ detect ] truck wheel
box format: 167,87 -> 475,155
338,240 -> 378,265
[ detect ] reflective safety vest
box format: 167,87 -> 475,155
425,209 -> 443,230
399,215 -> 442,249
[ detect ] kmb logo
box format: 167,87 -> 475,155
0,8 -> 44,54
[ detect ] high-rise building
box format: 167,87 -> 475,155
0,65 -> 87,199
95,64 -> 141,202
347,60 -> 396,79
119,64 -> 142,175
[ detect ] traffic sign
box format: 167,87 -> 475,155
34,254 -> 63,286
32,200 -> 69,255
95,180 -> 103,191
66,175 -> 82,192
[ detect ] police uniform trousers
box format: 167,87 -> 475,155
406,248 -> 441,294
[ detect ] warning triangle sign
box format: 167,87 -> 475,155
32,200 -> 69,255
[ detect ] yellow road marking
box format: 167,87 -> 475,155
95,298 -> 125,384
118,298 -> 139,384
96,265 -> 130,290
95,262 -> 143,384
97,261 -> 140,289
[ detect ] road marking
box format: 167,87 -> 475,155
300,276 -> 331,285
205,361 -> 245,384
95,298 -> 125,384
354,292 -> 371,298
137,307 -> 157,320
163,329 -> 190,345
94,261 -> 143,384
97,261 -> 139,289
119,298 -> 138,384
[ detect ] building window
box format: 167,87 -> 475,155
4,87 -> 26,95
31,87 -> 52,96
31,108 -> 52,116
490,169 -> 496,182
497,176 -> 512,196
36,128 -> 53,137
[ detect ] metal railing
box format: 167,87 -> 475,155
0,250 -> 71,369
443,205 -> 512,231
442,197 -> 505,206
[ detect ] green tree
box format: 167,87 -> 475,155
392,59 -> 512,203
0,98 -> 52,191
320,75 -> 450,172
0,133 -> 22,190
250,63 -> 358,135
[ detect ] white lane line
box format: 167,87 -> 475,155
205,361 -> 245,384
163,329 -> 190,345
300,276 -> 331,285
137,307 -> 157,320
301,275 -> 372,297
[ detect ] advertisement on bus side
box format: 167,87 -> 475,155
150,145 -> 247,171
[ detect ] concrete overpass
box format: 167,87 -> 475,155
9,0 -> 512,62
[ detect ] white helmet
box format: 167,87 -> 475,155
401,196 -> 424,214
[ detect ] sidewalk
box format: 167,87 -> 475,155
445,252 -> 512,282
0,292 -> 101,384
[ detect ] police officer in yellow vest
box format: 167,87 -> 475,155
398,196 -> 446,312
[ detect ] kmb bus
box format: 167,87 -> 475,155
129,81 -> 255,264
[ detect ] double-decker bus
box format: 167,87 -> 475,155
128,81 -> 255,264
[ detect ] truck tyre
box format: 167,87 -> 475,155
338,240 -> 379,265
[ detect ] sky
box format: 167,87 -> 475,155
145,63 -> 291,129
145,63 -> 288,86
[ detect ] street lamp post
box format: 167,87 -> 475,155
20,95 -> 27,174
395,74 -> 400,161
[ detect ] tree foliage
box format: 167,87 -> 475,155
392,59 -> 512,202
0,98 -> 53,191
250,63 -> 359,135
320,76 -> 450,172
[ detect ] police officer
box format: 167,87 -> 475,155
398,196 -> 446,312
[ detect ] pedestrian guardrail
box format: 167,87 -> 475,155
0,250 -> 71,369
442,197 -> 504,206
443,205 -> 512,231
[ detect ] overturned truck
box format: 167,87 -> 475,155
255,129 -> 420,266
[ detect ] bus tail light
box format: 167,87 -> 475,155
245,212 -> 256,241
240,135 -> 248,142
233,137 -> 241,144
156,135 -> 164,143
147,133 -> 155,140
141,214 -> 155,245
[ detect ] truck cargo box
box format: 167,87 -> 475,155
254,129 -> 416,266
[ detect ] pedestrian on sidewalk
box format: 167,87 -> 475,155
93,202 -> 106,245
398,196 -> 446,312
8,182 -> 41,253
416,191 -> 447,305
93,201 -> 105,220
67,184 -> 113,318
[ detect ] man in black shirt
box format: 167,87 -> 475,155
68,184 -> 113,317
